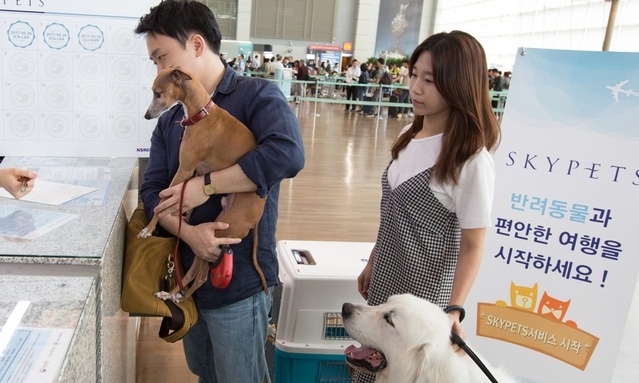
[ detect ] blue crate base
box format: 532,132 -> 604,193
274,348 -> 352,383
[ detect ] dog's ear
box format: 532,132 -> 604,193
170,67 -> 193,83
406,343 -> 429,381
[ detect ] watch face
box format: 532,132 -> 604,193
204,183 -> 215,196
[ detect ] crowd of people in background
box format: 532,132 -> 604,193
489,68 -> 511,91
223,51 -> 508,120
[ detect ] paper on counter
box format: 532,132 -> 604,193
0,180 -> 97,205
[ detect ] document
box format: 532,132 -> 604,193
0,206 -> 77,240
0,327 -> 73,383
0,180 -> 97,205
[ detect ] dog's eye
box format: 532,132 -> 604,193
153,91 -> 161,98
384,311 -> 395,327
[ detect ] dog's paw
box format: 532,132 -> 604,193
170,292 -> 186,304
154,291 -> 172,300
137,228 -> 152,239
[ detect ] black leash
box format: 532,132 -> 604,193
450,330 -> 499,383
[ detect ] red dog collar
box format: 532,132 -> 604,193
179,99 -> 214,127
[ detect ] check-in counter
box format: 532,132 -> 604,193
0,156 -> 139,383
0,274 -> 96,382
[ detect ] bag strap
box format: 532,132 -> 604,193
159,299 -> 186,337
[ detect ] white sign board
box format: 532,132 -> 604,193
466,48 -> 639,382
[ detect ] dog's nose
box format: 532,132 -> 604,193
342,302 -> 354,319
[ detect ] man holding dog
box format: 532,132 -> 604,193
135,1 -> 305,382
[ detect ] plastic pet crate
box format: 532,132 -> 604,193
274,240 -> 374,383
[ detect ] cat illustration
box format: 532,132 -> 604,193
496,281 -> 538,311
537,291 -> 578,328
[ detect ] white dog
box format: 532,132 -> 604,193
342,294 -> 516,383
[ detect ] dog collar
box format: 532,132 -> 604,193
179,99 -> 214,127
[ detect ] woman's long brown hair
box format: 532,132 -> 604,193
391,30 -> 500,185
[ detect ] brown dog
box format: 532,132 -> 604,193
140,66 -> 267,301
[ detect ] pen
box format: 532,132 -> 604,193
17,176 -> 29,193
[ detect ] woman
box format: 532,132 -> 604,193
355,30 -> 500,382
0,167 -> 37,198
356,62 -> 370,113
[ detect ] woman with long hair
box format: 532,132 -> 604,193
354,30 -> 500,382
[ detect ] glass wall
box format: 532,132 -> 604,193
434,0 -> 638,70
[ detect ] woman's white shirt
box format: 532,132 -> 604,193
387,127 -> 495,229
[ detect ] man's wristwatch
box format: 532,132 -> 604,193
203,173 -> 217,196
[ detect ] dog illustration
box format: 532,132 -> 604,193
140,66 -> 267,301
496,281 -> 538,312
342,294 -> 516,382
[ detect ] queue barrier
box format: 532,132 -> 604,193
246,72 -> 508,118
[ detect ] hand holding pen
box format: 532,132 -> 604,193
0,167 -> 38,199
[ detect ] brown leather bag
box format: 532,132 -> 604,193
121,203 -> 197,343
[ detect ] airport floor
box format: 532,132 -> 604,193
134,101 -> 638,383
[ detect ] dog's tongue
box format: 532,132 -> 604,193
345,344 -> 385,368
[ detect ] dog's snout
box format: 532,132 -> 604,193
342,302 -> 354,319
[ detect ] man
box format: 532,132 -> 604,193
295,59 -> 311,96
250,54 -> 260,72
135,1 -> 305,382
367,57 -> 387,117
393,59 -> 412,117
490,68 -> 503,91
344,59 -> 361,111
236,53 -> 246,75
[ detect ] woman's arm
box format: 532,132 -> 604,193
447,227 -> 487,337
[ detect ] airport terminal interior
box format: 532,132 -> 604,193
0,0 -> 637,382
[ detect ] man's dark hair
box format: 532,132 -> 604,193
377,57 -> 385,65
135,0 -> 222,54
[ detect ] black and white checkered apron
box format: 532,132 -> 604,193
354,165 -> 461,383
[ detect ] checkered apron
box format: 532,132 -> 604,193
354,165 -> 461,383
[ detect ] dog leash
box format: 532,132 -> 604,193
171,178 -> 191,292
450,330 -> 499,383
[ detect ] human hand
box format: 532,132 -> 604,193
0,168 -> 38,199
155,176 -> 209,217
357,260 -> 373,300
185,221 -> 242,263
448,313 -> 466,354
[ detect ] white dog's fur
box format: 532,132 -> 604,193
342,294 -> 516,383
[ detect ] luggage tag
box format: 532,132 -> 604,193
210,245 -> 233,288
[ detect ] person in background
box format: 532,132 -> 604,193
354,30 -> 500,383
0,167 -> 37,199
502,71 -> 512,90
135,1 -> 305,382
250,54 -> 260,72
355,62 -> 370,113
272,54 -> 284,73
344,59 -> 361,111
365,57 -> 387,117
296,59 -> 311,96
393,58 -> 412,117
235,53 -> 246,75
490,68 -> 503,91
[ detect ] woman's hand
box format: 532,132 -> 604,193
154,176 -> 209,217
447,311 -> 466,354
357,257 -> 374,300
0,168 -> 38,199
